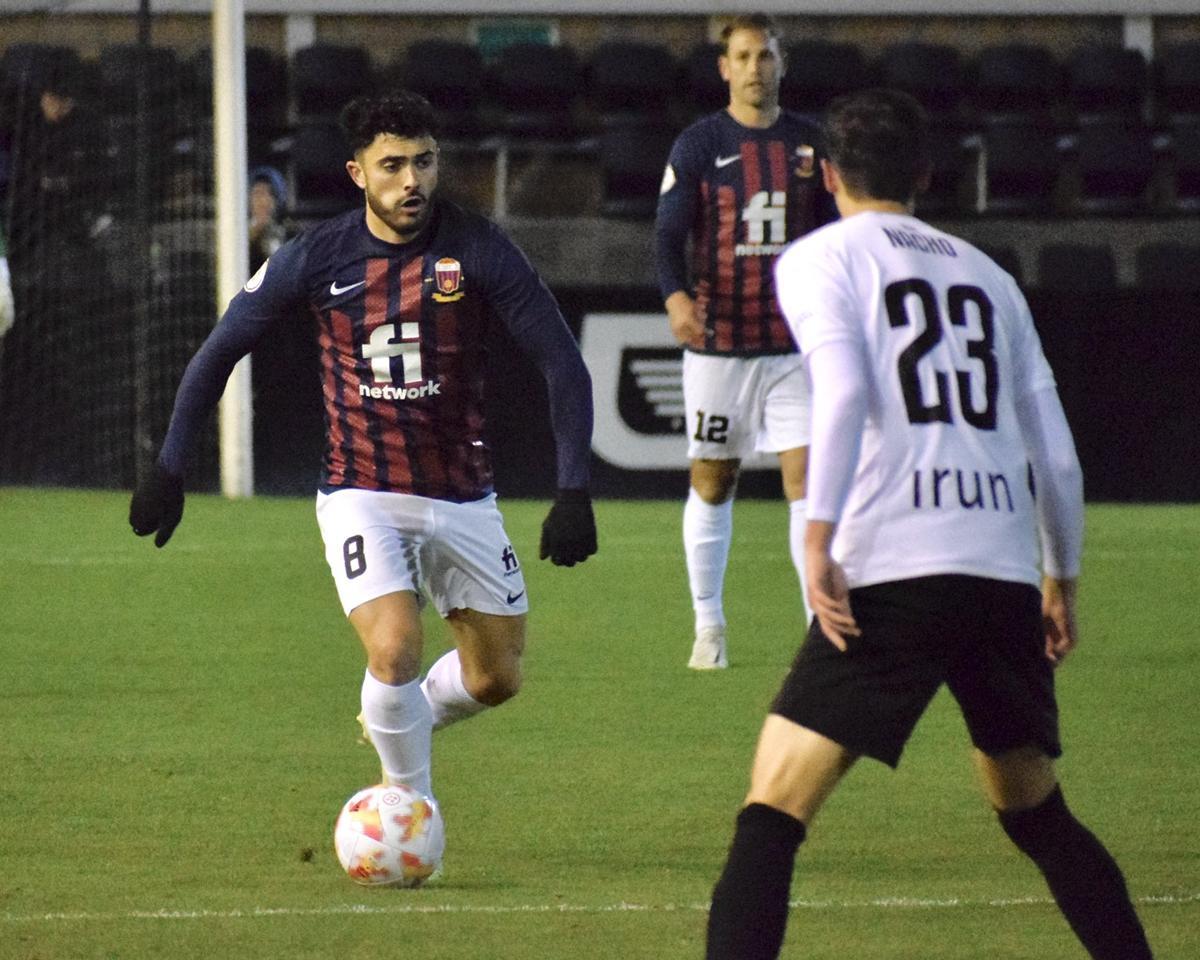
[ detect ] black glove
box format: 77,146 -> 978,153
539,489 -> 597,567
129,462 -> 184,548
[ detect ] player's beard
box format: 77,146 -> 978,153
366,187 -> 434,243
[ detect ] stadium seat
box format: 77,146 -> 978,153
98,44 -> 186,126
977,244 -> 1025,287
970,43 -> 1062,121
393,40 -> 486,138
914,121 -> 977,216
587,41 -> 676,123
1167,120 -> 1200,211
781,40 -> 870,115
1155,42 -> 1200,123
1135,242 -> 1200,291
189,46 -> 289,160
979,119 -> 1061,215
1035,243 -> 1116,292
1065,44 -> 1148,123
597,120 -> 676,219
878,42 -> 966,118
287,120 -> 359,218
1068,119 -> 1155,213
681,42 -> 726,118
491,42 -> 584,139
291,43 -> 373,119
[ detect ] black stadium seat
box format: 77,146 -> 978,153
287,120 -> 359,217
1135,242 -> 1200,292
980,119 -> 1061,215
1070,119 -> 1155,213
396,40 -> 486,138
681,42 -> 726,118
1155,42 -> 1200,123
597,120 -> 677,219
588,41 -> 676,122
782,40 -> 870,114
1035,243 -> 1116,292
879,42 -> 966,117
491,42 -> 584,139
1065,44 -> 1148,122
970,43 -> 1061,121
291,43 -> 373,119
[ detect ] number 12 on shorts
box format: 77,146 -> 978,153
693,410 -> 729,444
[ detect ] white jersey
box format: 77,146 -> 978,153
775,211 -> 1058,589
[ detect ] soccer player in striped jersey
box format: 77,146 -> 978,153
130,91 -> 597,815
704,89 -> 1153,960
655,13 -> 837,670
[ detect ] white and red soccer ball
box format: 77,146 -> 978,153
333,784 -> 445,887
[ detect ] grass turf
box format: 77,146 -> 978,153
0,489 -> 1195,959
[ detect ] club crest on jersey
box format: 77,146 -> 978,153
794,145 -> 815,178
432,258 -> 464,302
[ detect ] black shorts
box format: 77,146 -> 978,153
772,575 -> 1061,768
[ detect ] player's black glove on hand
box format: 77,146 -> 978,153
539,489 -> 597,567
129,462 -> 184,548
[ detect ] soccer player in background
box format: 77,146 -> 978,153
704,88 -> 1154,960
130,91 -> 597,812
655,13 -> 837,670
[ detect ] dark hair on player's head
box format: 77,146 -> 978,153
823,87 -> 930,203
339,90 -> 440,155
719,13 -> 783,54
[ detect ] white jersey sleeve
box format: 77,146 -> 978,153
775,211 -> 1074,590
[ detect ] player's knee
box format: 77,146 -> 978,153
464,666 -> 522,706
997,784 -> 1071,858
365,645 -> 423,687
691,467 -> 738,504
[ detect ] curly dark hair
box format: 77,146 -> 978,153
339,90 -> 440,155
823,88 -> 930,203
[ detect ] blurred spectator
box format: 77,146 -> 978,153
0,223 -> 12,338
248,164 -> 292,273
0,60 -> 116,483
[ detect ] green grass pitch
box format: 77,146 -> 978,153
0,488 -> 1196,959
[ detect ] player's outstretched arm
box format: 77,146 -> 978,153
129,461 -> 184,548
539,489 -> 597,567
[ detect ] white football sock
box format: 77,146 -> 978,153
684,487 -> 733,631
421,649 -> 487,731
360,670 -> 433,799
788,498 -> 814,629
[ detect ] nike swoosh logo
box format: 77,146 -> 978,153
329,280 -> 366,296
715,154 -> 741,169
506,590 -> 526,605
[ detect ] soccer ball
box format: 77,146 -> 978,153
333,784 -> 445,887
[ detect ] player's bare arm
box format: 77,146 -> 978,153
1041,575 -> 1078,666
803,519 -> 859,651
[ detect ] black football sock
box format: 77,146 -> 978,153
998,786 -> 1153,960
706,803 -> 807,960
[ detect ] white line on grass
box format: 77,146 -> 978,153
3,893 -> 1196,925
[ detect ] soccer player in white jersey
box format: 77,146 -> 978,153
704,89 -> 1154,960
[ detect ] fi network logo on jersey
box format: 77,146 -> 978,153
578,313 -> 773,471
358,320 -> 442,401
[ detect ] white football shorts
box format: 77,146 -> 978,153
683,351 -> 812,460
315,488 -> 529,618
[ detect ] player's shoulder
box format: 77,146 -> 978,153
671,110 -> 728,156
778,109 -> 825,140
433,199 -> 514,255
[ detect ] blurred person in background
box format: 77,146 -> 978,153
655,13 -> 837,670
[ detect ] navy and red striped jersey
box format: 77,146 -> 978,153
159,200 -> 592,502
655,109 -> 837,356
